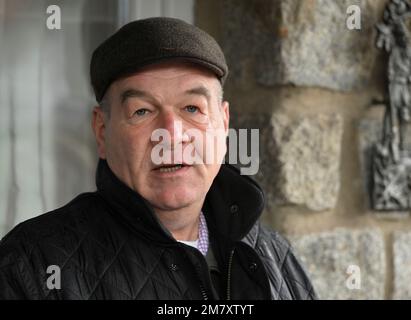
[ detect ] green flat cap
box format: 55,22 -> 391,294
90,17 -> 228,102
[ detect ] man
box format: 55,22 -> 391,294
0,17 -> 316,300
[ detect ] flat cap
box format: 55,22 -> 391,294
90,17 -> 228,102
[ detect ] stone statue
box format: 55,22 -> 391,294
373,0 -> 411,210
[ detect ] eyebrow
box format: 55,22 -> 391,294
119,85 -> 212,105
184,86 -> 211,102
120,89 -> 153,104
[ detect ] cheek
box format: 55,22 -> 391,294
106,125 -> 151,160
185,132 -> 225,167
206,118 -> 228,162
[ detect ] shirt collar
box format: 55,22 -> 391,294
197,212 -> 209,256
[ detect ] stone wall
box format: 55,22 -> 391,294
196,0 -> 411,299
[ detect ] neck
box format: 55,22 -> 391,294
153,202 -> 203,241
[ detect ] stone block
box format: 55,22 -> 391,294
289,228 -> 386,299
271,113 -> 343,211
222,0 -> 383,91
393,231 -> 411,299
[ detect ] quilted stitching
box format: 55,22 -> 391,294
255,227 -> 316,300
0,162 -> 317,300
39,235 -> 185,299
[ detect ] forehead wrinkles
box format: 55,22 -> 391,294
125,68 -> 215,89
118,72 -> 219,104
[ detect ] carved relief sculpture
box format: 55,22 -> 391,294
373,0 -> 411,210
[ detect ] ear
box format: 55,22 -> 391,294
221,101 -> 230,136
91,106 -> 107,159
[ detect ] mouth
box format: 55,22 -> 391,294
153,164 -> 188,173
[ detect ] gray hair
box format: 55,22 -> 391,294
99,94 -> 111,117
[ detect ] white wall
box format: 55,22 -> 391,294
0,0 -> 194,238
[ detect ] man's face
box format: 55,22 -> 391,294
92,61 -> 229,212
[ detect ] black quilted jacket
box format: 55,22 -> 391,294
0,159 -> 316,300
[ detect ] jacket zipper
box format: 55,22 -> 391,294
199,283 -> 208,300
226,248 -> 235,300
192,250 -> 209,300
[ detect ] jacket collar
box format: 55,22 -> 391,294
95,159 -> 264,245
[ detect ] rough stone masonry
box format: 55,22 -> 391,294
193,0 -> 411,299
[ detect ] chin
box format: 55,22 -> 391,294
153,188 -> 200,210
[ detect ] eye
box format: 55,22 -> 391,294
185,105 -> 199,113
133,108 -> 150,116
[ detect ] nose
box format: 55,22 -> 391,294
157,111 -> 189,149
